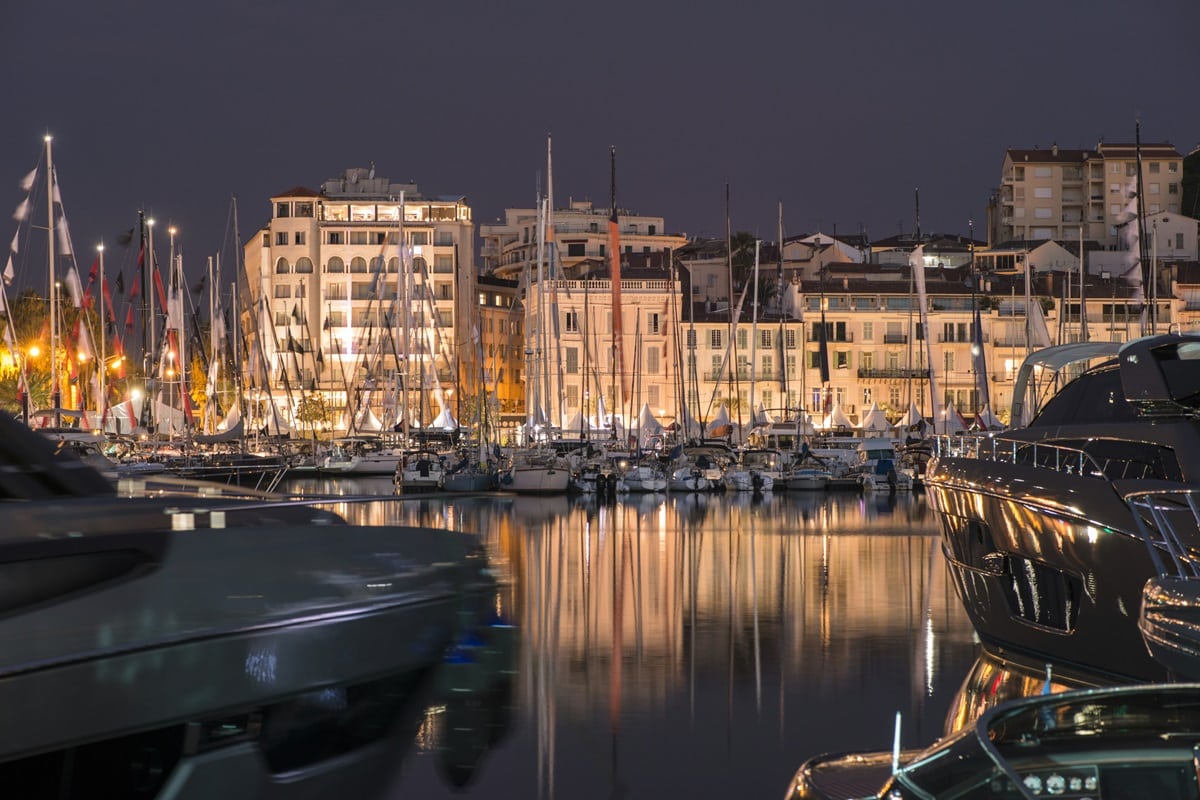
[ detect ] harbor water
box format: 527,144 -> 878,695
276,478 -> 982,799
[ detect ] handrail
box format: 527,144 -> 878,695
1126,489 -> 1200,580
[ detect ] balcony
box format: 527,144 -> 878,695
857,368 -> 930,380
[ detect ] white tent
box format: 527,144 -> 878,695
562,410 -> 592,434
975,403 -> 1005,431
354,405 -> 384,432
938,398 -> 967,434
792,409 -> 817,436
821,402 -> 854,431
859,402 -> 891,435
751,402 -> 772,428
430,407 -> 458,431
706,404 -> 732,437
894,401 -> 926,432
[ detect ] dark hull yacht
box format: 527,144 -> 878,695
0,411 -> 507,796
925,334 -> 1200,683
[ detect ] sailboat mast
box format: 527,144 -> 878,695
609,147 -> 626,412
46,136 -> 60,422
97,241 -> 106,424
749,240 -> 760,426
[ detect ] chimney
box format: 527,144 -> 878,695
1052,142 -> 1059,157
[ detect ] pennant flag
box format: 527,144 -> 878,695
9,231 -> 17,255
129,272 -> 140,300
291,303 -> 299,322
101,278 -> 116,322
19,168 -> 36,192
152,264 -> 167,310
12,199 -> 29,222
124,305 -> 135,333
972,306 -> 990,412
63,266 -> 84,308
117,227 -> 135,247
56,217 -> 72,256
115,271 -> 125,295
2,256 -> 12,287
817,316 -> 831,384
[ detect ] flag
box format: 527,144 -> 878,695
12,199 -> 28,222
2,256 -> 12,287
817,314 -> 830,384
101,278 -> 116,322
124,305 -> 135,334
972,306 -> 990,412
152,263 -> 167,310
63,265 -> 84,308
117,227 -> 135,247
19,168 -> 36,192
115,271 -> 125,295
56,217 -> 72,256
291,303 -> 299,322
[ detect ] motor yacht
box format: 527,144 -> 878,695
0,411 -> 503,796
925,334 -> 1200,682
787,682 -> 1200,799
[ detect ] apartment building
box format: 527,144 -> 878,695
480,200 -> 687,281
990,141 -> 1183,247
244,167 -> 476,429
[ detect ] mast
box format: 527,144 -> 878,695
749,239 -> 760,427
398,190 -> 409,442
97,241 -> 106,425
776,202 -> 788,415
46,135 -> 60,424
1079,224 -> 1088,342
609,147 -> 627,410
1135,121 -> 1151,337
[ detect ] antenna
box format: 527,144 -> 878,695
891,711 -> 902,774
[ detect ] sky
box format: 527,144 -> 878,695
4,0 -> 1199,286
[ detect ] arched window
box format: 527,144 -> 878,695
412,256 -> 427,275
369,256 -> 385,273
327,256 -> 344,273
350,257 -> 368,273
275,257 -> 290,274
295,257 -> 314,274
387,257 -> 399,273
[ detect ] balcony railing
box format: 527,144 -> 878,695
857,368 -> 930,380
883,333 -> 908,344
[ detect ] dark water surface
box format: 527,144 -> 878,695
283,478 -> 981,799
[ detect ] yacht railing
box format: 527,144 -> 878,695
1127,489 -> 1200,579
934,434 -> 1108,478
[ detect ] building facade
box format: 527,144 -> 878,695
990,141 -> 1184,247
244,167 -> 476,431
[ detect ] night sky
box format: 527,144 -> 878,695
5,0 -> 1199,284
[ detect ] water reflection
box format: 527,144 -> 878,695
280,483 -> 978,799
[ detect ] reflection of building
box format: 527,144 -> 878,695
244,167 -> 475,429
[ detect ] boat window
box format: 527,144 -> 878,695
1032,364 -> 1139,426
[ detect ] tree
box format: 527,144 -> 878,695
728,231 -> 779,315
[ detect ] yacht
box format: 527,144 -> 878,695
0,411 -> 502,795
924,334 -> 1200,682
319,435 -> 404,475
787,682 -> 1200,800
394,448 -> 447,492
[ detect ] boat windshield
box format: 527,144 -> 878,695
895,686 -> 1200,798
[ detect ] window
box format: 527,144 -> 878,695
646,347 -> 660,374
1013,166 -> 1025,181
293,231 -> 306,245
327,257 -> 344,273
944,351 -> 954,372
835,351 -> 849,369
434,232 -> 454,247
686,329 -> 696,349
434,255 -> 453,273
1169,162 -> 1179,174
275,202 -> 290,218
565,347 -> 579,374
295,257 -> 313,274
1177,234 -> 1185,250
1149,183 -> 1161,195
648,312 -> 661,334
410,231 -> 429,246
709,329 -> 722,349
737,329 -> 748,349
1034,167 -> 1051,178
327,231 -> 344,245
1170,183 -> 1179,195
275,257 -> 289,274
326,311 -> 346,327
1034,187 -> 1052,199
274,284 -> 291,298
785,329 -> 797,349
761,355 -> 772,375
889,386 -> 901,407
759,329 -> 771,348
262,233 -> 269,247
350,257 -> 367,273
861,351 -> 874,370
863,388 -> 872,406
711,355 -> 722,377
295,202 -> 313,218
349,231 -> 369,245
567,243 -> 585,257
786,354 -> 796,376
862,321 -> 873,342
323,204 -> 348,221
1150,162 -> 1161,174
275,232 -> 288,246
1110,183 -> 1121,194
1126,163 -> 1137,177
350,205 -> 374,222
1111,163 -> 1122,174
1034,208 -> 1053,219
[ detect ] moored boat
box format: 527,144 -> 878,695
924,334 -> 1200,682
